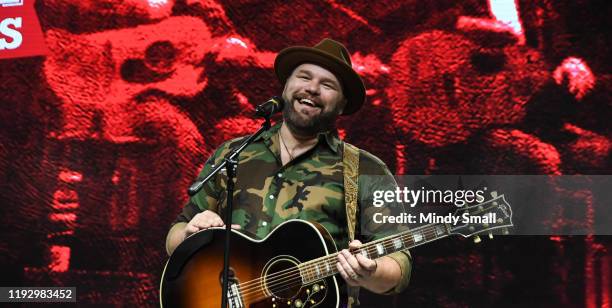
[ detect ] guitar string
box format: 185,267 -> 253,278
233,198 -> 501,295
240,204 -> 505,302
236,223 -> 442,296
239,227 -> 444,303
235,230 -> 426,298
236,226 -> 443,302
232,203 -> 502,301
234,222 -> 444,294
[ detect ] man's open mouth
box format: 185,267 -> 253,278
297,98 -> 321,109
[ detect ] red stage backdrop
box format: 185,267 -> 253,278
0,0 -> 610,307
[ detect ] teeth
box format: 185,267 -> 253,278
299,98 -> 317,107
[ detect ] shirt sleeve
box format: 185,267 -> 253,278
171,142 -> 230,225
357,149 -> 412,294
382,250 -> 412,294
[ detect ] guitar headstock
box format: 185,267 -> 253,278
449,194 -> 513,241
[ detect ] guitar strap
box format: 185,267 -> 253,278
342,142 -> 360,307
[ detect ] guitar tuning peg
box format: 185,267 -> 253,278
502,228 -> 509,235
488,232 -> 494,239
473,235 -> 481,244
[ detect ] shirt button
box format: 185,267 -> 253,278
277,173 -> 283,178
262,221 -> 267,226
269,195 -> 274,200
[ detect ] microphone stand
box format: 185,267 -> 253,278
187,115 -> 273,308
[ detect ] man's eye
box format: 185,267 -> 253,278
298,75 -> 310,80
323,84 -> 335,90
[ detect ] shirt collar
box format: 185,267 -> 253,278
320,129 -> 341,154
255,122 -> 341,153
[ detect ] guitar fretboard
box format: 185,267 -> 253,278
298,222 -> 449,284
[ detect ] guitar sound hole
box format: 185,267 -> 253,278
264,257 -> 302,299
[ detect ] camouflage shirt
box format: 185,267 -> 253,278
173,122 -> 411,293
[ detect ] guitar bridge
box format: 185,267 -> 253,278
228,281 -> 244,308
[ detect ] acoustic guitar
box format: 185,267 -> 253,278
160,195 -> 513,307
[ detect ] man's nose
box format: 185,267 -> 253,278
304,81 -> 320,96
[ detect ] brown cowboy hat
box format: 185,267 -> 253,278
274,38 -> 366,115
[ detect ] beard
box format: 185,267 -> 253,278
282,96 -> 341,136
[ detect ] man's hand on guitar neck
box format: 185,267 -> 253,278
337,240 -> 402,294
165,210 -> 241,255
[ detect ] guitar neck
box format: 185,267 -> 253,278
299,222 -> 450,284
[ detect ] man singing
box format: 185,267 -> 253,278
166,38 -> 411,303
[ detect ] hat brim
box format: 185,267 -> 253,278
274,46 -> 365,115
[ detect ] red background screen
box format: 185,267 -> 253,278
0,0 -> 610,306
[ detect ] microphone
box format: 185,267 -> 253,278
255,96 -> 285,118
